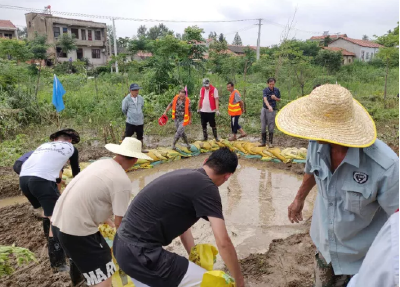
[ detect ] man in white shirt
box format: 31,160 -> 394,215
197,78 -> 220,141
19,128 -> 80,272
52,138 -> 152,287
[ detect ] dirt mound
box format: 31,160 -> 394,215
79,147 -> 113,162
0,203 -> 72,287
0,167 -> 20,199
240,232 -> 315,287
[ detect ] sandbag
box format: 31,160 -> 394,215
200,271 -> 235,287
268,147 -> 290,163
189,244 -> 218,271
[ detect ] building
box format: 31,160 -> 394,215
309,34 -> 347,45
227,45 -> 256,55
0,20 -> 18,39
328,37 -> 383,62
25,13 -> 107,67
323,47 -> 356,65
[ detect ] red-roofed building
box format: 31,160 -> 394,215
328,37 -> 383,62
323,47 -> 356,65
310,34 -> 347,41
0,20 -> 18,39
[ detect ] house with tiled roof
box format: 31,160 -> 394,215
323,47 -> 356,65
0,20 -> 18,39
328,37 -> 383,62
310,34 -> 347,41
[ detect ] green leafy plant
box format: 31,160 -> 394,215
0,245 -> 37,277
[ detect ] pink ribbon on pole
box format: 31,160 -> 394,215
184,85 -> 188,97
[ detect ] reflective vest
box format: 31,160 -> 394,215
200,85 -> 216,111
172,95 -> 190,126
228,89 -> 242,116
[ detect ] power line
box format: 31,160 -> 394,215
0,4 -> 259,23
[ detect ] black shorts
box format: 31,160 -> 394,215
19,176 -> 60,216
52,226 -> 116,286
124,123 -> 144,140
200,112 -> 216,128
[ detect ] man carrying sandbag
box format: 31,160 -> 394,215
163,89 -> 192,150
113,147 -> 245,287
51,138 -> 152,287
277,84 -> 399,287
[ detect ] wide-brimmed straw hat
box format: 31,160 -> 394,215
50,129 -> 80,144
105,138 -> 153,160
276,84 -> 376,148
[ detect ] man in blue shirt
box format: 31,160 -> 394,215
260,78 -> 281,147
276,84 -> 399,287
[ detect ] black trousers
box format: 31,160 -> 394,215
124,123 -> 144,141
200,112 -> 216,129
231,116 -> 241,134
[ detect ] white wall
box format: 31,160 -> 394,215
329,39 -> 380,62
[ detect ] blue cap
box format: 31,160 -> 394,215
130,83 -> 142,91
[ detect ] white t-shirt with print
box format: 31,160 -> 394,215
20,141 -> 74,182
200,88 -> 219,113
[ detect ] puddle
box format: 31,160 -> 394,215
128,155 -> 316,269
0,195 -> 27,208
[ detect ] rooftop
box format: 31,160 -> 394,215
310,34 -> 347,40
0,20 -> 17,30
323,47 -> 356,56
330,37 -> 383,48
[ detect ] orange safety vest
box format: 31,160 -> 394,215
172,95 -> 190,126
228,89 -> 242,116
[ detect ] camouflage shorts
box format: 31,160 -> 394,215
314,252 -> 353,287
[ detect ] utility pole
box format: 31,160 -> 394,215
108,32 -> 113,73
256,19 -> 262,60
112,18 -> 118,73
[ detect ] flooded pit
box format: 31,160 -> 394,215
0,195 -> 27,208
128,155 -> 317,269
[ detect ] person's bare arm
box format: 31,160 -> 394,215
239,101 -> 245,113
164,103 -> 172,115
271,95 -> 281,101
115,216 -> 123,229
215,97 -> 219,112
288,173 -> 316,223
263,97 -> 273,111
180,228 -> 195,255
209,217 -> 245,287
105,218 -> 116,228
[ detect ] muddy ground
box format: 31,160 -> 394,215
0,202 -> 314,287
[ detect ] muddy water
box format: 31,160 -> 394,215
128,155 -> 317,269
0,195 -> 27,208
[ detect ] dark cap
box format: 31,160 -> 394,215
50,129 -> 80,144
130,83 -> 142,91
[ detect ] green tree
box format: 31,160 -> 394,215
182,26 -> 206,61
218,33 -> 226,43
232,32 -> 242,45
374,23 -> 399,107
129,36 -> 150,54
57,33 -> 77,58
17,27 -> 27,39
182,25 -> 204,42
28,33 -> 49,100
323,36 -> 332,47
137,25 -> 147,38
0,38 -> 32,62
208,40 -> 229,74
315,49 -> 342,74
208,31 -> 217,40
147,23 -> 174,40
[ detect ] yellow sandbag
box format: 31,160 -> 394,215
146,150 -> 161,161
202,142 -> 212,150
80,162 -> 91,169
152,149 -> 167,161
189,244 -> 218,271
232,142 -> 246,154
215,141 -> 226,148
111,251 -> 136,287
99,224 -> 116,240
177,145 -> 192,154
200,271 -> 235,287
192,141 -> 203,150
250,146 -> 268,157
208,140 -> 220,150
261,156 -> 273,161
243,142 -> 258,155
281,148 -> 306,160
63,168 -> 73,178
136,158 -> 150,165
299,147 -> 307,159
268,147 -> 290,163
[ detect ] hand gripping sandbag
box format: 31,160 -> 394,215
189,244 -> 218,271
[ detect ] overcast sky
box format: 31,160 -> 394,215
1,0 -> 399,46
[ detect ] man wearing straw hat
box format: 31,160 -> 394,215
52,138 -> 152,287
276,84 -> 399,287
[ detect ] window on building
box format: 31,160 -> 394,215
81,29 -> 86,40
4,33 -> 12,39
62,27 -> 68,34
92,49 -> 101,58
0,33 -> 3,38
95,30 -> 101,40
349,58 -> 352,63
56,47 -> 67,58
54,27 -> 60,38
71,28 -> 79,39
366,52 -> 370,60
88,30 -> 92,41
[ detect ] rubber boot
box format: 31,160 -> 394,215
212,127 -> 219,142
182,133 -> 191,149
69,259 -> 84,286
269,132 -> 274,148
48,237 -> 69,273
172,137 -> 179,150
258,133 -> 267,147
140,140 -> 149,153
202,129 -> 208,141
43,218 -> 50,239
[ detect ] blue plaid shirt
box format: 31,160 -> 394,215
306,139 -> 399,275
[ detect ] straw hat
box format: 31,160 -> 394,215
276,84 -> 376,148
105,138 -> 153,160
